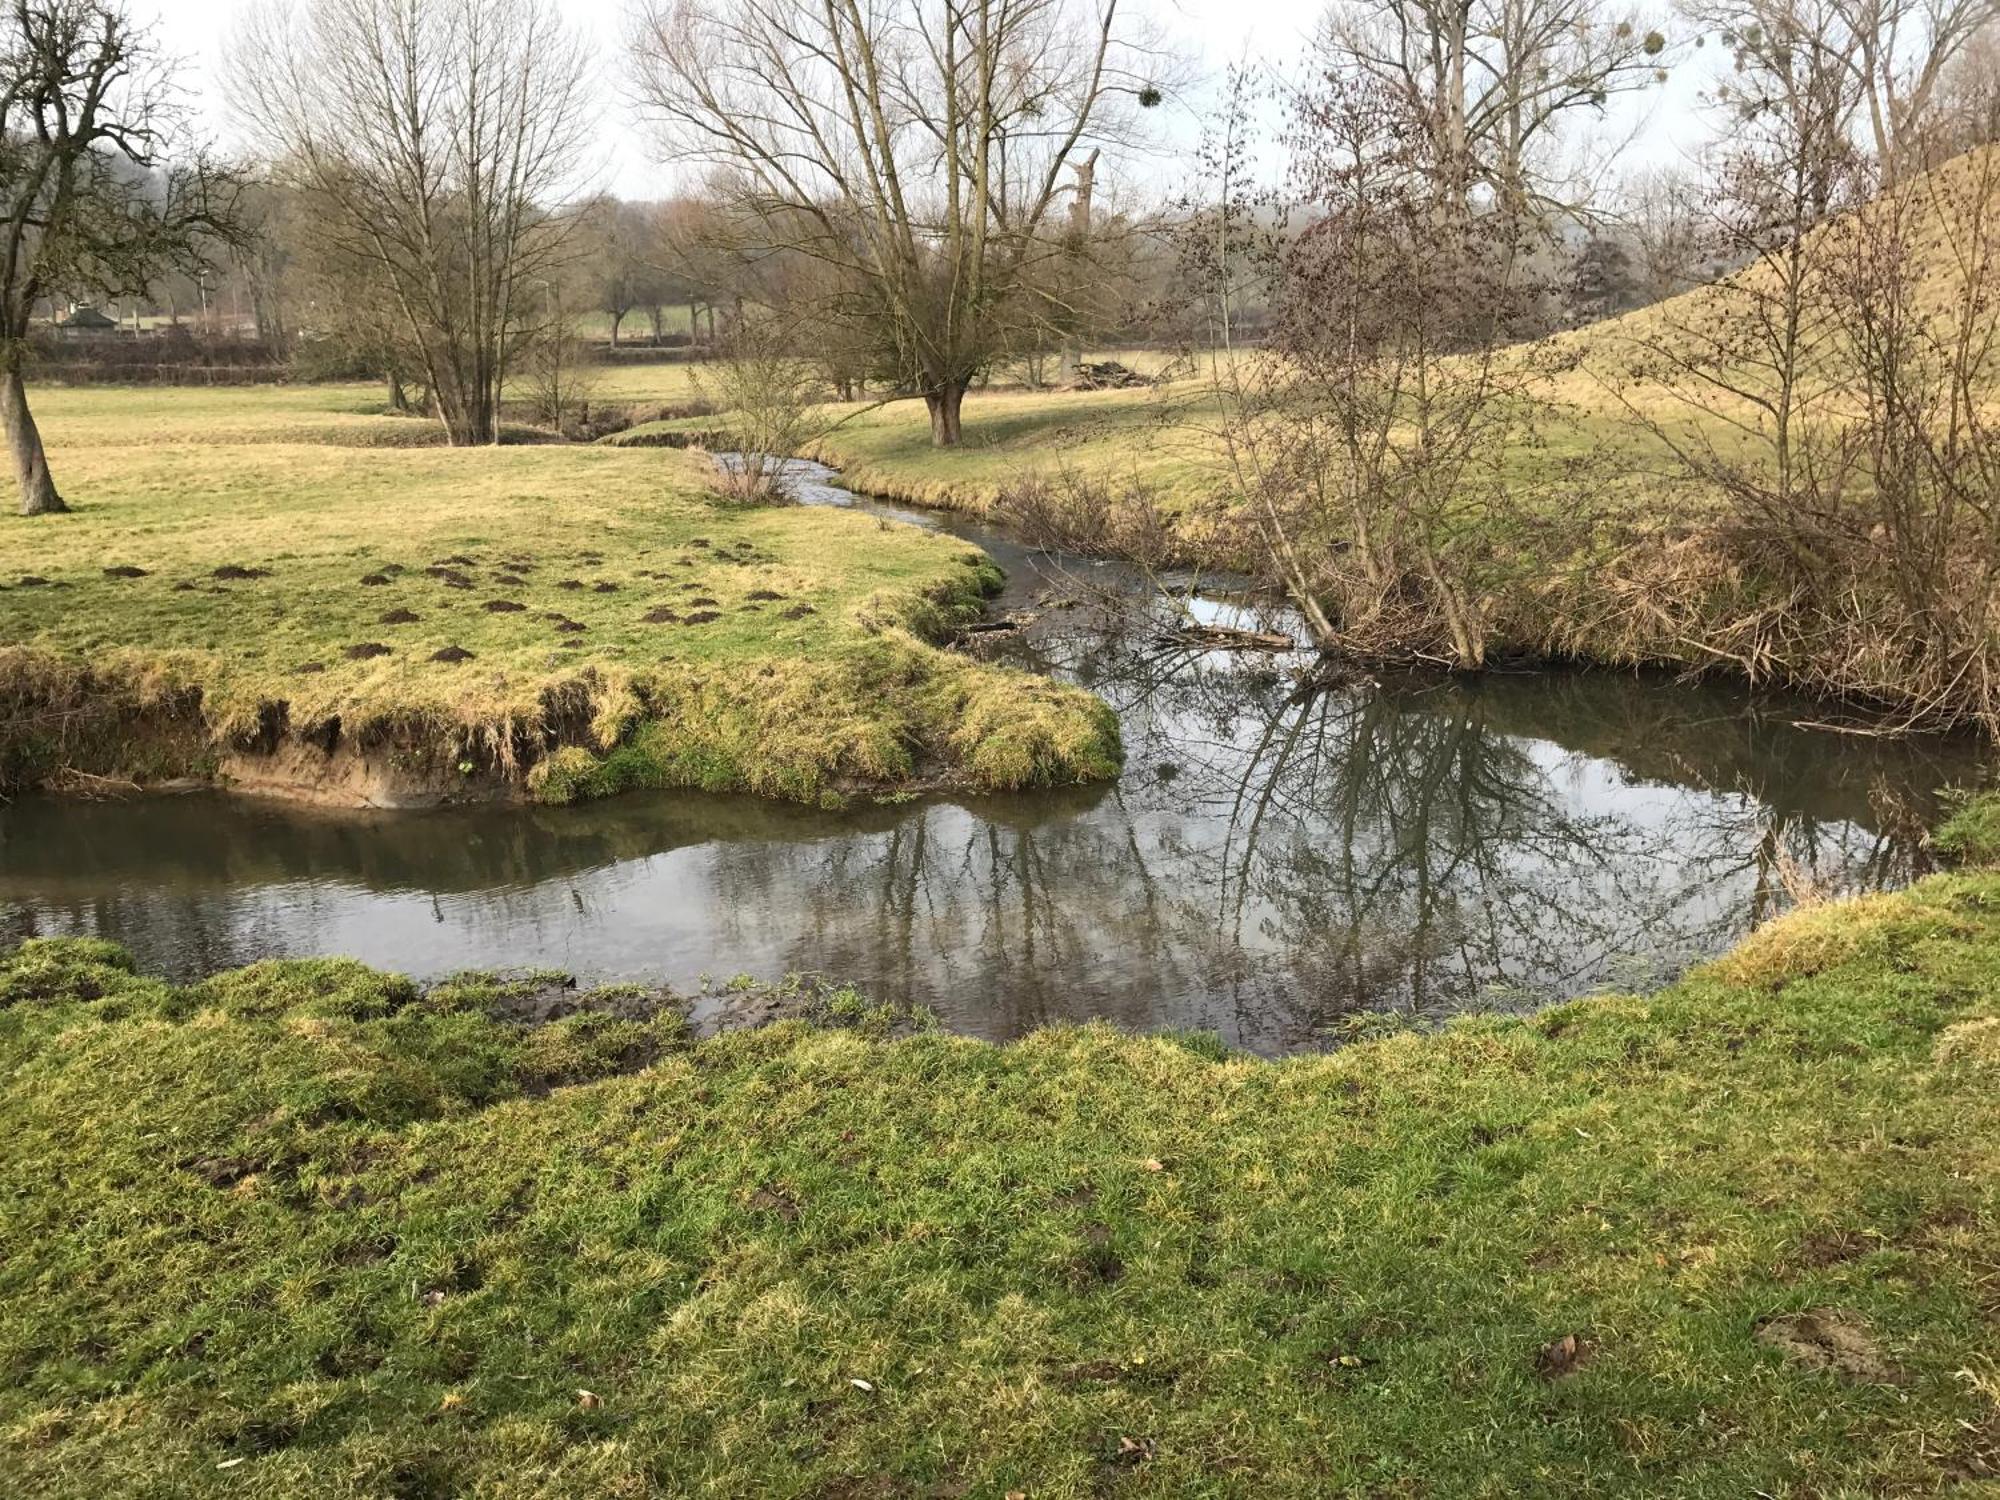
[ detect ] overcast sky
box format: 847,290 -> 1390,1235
139,0 -> 1720,203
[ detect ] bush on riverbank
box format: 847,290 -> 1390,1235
0,389 -> 1119,803
3,868 -> 1997,1495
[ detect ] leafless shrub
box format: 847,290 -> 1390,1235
994,466 -> 1185,571
692,316 -> 825,502
521,323 -> 602,436
1619,134 -> 2000,730
1186,73 -> 1602,669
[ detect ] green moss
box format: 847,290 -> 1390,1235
4,874 -> 1998,1495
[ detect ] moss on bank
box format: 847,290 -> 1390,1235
3,871 -> 1998,1496
0,386 -> 1118,803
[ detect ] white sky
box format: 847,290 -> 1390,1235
138,0 -> 1722,203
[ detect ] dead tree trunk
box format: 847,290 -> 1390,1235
1058,150 -> 1100,386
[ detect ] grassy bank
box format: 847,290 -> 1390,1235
2,868 -> 1997,1495
0,384 -> 1119,803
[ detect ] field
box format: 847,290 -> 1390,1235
0,383 -> 1119,804
2,854 -> 1997,1496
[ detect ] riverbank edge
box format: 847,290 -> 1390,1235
800,424 -> 2000,740
0,563 -> 1123,811
3,855 -> 1998,1492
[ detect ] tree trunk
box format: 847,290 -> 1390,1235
2,365 -> 65,516
924,380 -> 967,447
387,371 -> 407,412
609,311 -> 622,348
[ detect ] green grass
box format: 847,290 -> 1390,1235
0,383 -> 1119,802
2,869 -> 1997,1496
1936,788 -> 2000,864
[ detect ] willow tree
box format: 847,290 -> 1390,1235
630,0 -> 1160,446
0,0 -> 235,517
232,0 -> 589,446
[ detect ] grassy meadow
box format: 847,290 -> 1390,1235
2,860 -> 1998,1496
0,383 -> 1119,803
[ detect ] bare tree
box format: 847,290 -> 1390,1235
1618,165 -> 1711,302
1932,19 -> 2000,154
1685,0 -> 1999,184
0,0 -> 236,516
575,195 -> 674,347
1191,74 -> 1591,669
629,0 -> 1164,446
231,0 -> 590,446
1320,0 -> 1671,220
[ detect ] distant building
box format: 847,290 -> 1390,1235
56,304 -> 121,335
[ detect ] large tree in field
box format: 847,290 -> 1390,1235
1,0 -> 234,517
629,0 -> 1159,446
231,0 -> 589,447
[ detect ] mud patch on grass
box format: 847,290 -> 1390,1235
642,608 -> 681,624
1535,1332 -> 1595,1380
211,565 -> 271,581
430,646 -> 475,663
483,600 -> 526,614
682,610 -> 721,625
378,608 -> 421,625
1755,1309 -> 1902,1383
1783,1228 -> 1876,1273
782,603 -> 818,620
343,643 -> 393,662
102,565 -> 149,579
749,1185 -> 802,1222
359,573 -> 391,586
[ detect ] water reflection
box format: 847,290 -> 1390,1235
0,466 -> 1982,1052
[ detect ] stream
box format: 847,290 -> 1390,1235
1,459 -> 1985,1053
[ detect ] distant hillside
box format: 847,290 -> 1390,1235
1554,144 -> 2000,419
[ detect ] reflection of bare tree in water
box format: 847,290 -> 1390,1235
914,566 -> 1965,1047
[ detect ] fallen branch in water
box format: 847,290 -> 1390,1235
1160,623 -> 1296,652
46,767 -> 143,799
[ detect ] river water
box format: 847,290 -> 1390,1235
1,461 -> 1984,1052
